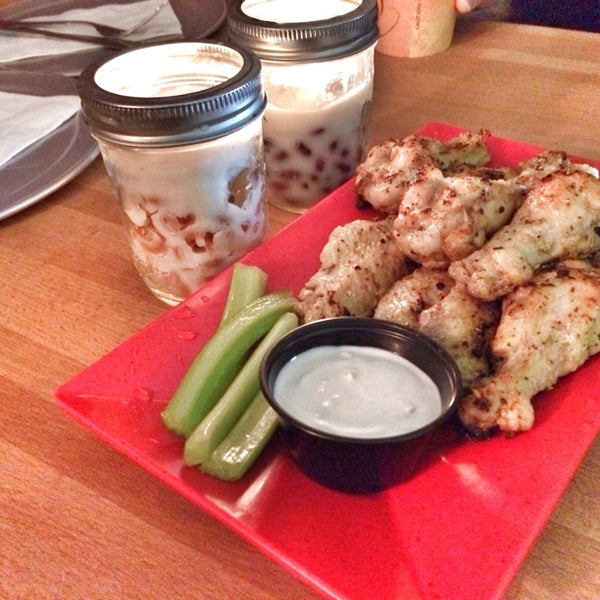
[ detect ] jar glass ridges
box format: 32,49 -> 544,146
228,0 -> 378,213
78,42 -> 267,305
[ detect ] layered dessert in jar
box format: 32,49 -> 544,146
101,124 -> 266,304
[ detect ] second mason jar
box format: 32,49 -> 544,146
228,0 -> 379,213
78,42 -> 267,306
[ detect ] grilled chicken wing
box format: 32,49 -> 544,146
374,268 -> 499,386
449,168 -> 600,300
295,218 -> 407,322
459,260 -> 600,434
393,175 -> 525,268
354,131 -> 491,213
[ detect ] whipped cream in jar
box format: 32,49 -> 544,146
78,42 -> 267,305
228,0 -> 378,213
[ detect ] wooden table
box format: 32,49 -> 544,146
2,7 -> 599,599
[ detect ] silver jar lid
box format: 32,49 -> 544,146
78,41 -> 266,146
227,0 -> 379,61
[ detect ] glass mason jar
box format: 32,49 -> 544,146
228,0 -> 379,213
78,42 -> 267,306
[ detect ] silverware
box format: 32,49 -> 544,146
0,3 -> 166,38
0,23 -> 179,49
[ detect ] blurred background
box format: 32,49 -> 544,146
466,0 -> 600,32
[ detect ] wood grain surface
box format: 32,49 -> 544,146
1,2 -> 599,599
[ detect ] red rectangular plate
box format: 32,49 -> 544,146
56,124 -> 600,600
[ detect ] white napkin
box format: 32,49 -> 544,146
0,0 -> 183,64
0,91 -> 80,168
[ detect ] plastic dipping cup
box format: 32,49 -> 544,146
260,317 -> 463,493
376,0 -> 457,57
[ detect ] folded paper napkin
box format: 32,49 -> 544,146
0,91 -> 81,168
0,1 -> 183,169
0,0 -> 183,64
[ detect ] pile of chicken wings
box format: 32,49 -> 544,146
295,131 -> 600,436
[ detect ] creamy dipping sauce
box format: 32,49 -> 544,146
273,345 -> 442,439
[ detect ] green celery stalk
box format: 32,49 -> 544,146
183,312 -> 298,466
201,391 -> 281,481
161,291 -> 295,437
219,263 -> 268,327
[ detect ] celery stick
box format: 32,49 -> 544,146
183,312 -> 298,466
161,291 -> 295,437
201,391 -> 281,481
220,263 -> 268,327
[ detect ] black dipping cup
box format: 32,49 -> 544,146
260,317 -> 463,494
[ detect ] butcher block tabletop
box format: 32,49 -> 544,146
1,1 -> 599,598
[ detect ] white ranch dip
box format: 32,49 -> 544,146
273,345 -> 442,439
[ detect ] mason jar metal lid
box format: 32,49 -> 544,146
227,0 -> 379,61
78,41 -> 266,146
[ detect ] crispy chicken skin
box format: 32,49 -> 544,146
374,268 -> 499,386
295,218 -> 407,322
354,131 -> 491,213
449,168 -> 600,300
459,260 -> 600,435
515,149 -> 571,183
373,267 -> 454,328
513,149 -> 598,186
